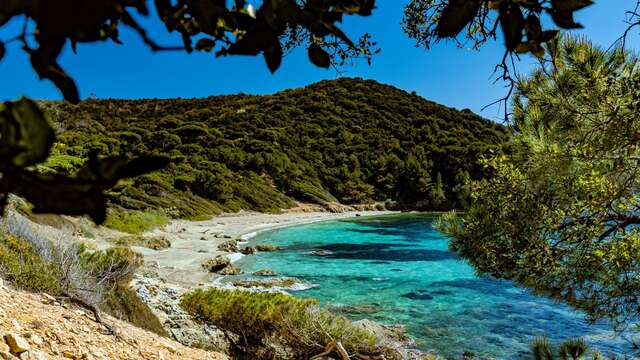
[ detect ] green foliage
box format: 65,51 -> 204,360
0,234 -> 62,294
531,337 -> 597,360
104,209 -> 169,234
0,0 -> 378,226
402,0 -> 593,56
101,286 -> 168,337
79,246 -> 143,285
46,78 -> 507,215
438,37 -> 640,328
0,98 -> 169,224
113,235 -> 171,250
181,288 -> 377,358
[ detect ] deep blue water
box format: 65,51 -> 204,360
234,214 -> 633,359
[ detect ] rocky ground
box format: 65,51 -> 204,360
0,279 -> 228,360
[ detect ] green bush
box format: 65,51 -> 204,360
79,246 -> 143,286
0,234 -> 63,294
113,235 -> 171,250
0,231 -> 166,336
104,209 -> 170,234
101,286 -> 168,337
181,288 -> 377,358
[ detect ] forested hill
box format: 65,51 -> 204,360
43,78 -> 509,217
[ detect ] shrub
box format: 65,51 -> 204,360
0,234 -> 63,294
104,209 -> 170,234
114,235 -> 171,250
530,337 -> 600,360
101,286 -> 168,337
79,246 -> 143,287
181,288 -> 377,358
0,211 -> 166,336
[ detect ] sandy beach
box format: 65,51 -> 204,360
134,210 -> 395,286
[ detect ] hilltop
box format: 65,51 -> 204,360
43,78 -> 508,218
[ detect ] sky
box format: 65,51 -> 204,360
0,1 -> 637,120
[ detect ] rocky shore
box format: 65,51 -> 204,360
129,209 -> 395,286
117,208 -> 432,359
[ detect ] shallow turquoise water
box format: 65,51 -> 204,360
234,214 -> 632,359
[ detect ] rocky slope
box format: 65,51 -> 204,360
0,279 -> 228,360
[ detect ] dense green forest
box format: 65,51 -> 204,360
42,78 -> 508,217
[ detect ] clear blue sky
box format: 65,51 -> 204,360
0,1 -> 636,120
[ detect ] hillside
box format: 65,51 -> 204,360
0,281 -> 228,360
42,78 -> 508,218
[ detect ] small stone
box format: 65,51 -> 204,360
4,333 -> 30,354
10,320 -> 20,330
0,342 -> 12,359
29,351 -> 48,360
40,293 -> 56,304
29,335 -> 43,346
74,310 -> 85,317
163,343 -> 176,353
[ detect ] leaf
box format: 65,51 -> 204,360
263,41 -> 283,73
28,43 -> 80,103
499,1 -> 524,51
195,38 -> 216,52
7,170 -> 109,224
552,0 -> 594,12
524,14 -> 542,40
435,0 -> 480,38
78,154 -> 170,183
223,25 -> 277,56
0,98 -> 55,167
308,43 -> 330,68
540,30 -> 559,42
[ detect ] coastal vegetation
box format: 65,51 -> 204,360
1,0 -> 639,359
43,78 -> 507,218
0,213 -> 166,336
181,288 -> 380,359
436,36 -> 640,329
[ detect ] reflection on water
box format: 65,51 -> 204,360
234,214 -> 634,359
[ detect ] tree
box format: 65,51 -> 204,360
401,1 -> 640,117
0,0 -> 376,222
436,36 -> 640,328
402,0 -> 593,57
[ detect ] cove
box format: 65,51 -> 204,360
234,214 -> 631,359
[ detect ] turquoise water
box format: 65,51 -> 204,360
234,214 -> 633,359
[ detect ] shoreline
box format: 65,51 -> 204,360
137,210 -> 397,286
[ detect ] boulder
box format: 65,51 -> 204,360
217,239 -> 239,253
240,246 -> 256,255
253,269 -> 277,276
201,255 -> 231,273
217,265 -> 242,275
4,333 -> 29,354
254,244 -> 282,252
